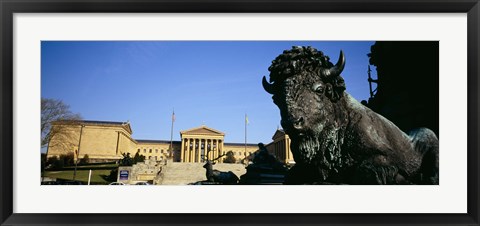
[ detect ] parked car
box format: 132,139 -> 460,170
41,181 -> 59,185
60,180 -> 83,185
135,182 -> 151,185
109,182 -> 125,185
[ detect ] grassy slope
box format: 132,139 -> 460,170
44,164 -> 117,184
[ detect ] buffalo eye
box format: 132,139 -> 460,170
312,83 -> 324,94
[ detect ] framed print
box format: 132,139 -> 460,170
1,0 -> 479,225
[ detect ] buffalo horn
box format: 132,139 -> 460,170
262,76 -> 275,94
327,50 -> 345,77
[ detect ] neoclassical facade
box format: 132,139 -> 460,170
179,126 -> 225,163
47,120 -> 265,163
265,129 -> 294,165
179,126 -> 259,163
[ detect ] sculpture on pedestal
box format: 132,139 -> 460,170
202,151 -> 239,185
239,143 -> 288,185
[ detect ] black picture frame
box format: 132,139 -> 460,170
1,0 -> 479,225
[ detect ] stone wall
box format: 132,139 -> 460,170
118,158 -> 165,184
48,124 -> 129,161
222,145 -> 258,163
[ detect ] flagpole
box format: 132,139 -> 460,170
169,109 -> 175,158
244,113 -> 247,164
73,124 -> 84,181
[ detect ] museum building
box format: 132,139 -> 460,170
47,120 -> 294,164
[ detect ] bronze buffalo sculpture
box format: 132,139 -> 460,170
262,46 -> 439,185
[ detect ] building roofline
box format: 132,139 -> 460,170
136,139 -> 181,144
272,129 -> 286,140
180,125 -> 225,135
53,119 -> 133,134
224,142 -> 258,147
135,139 -> 256,147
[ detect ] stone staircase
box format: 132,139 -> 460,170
157,162 -> 246,185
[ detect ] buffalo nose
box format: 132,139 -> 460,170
292,117 -> 304,130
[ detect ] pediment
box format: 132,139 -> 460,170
181,125 -> 224,136
272,129 -> 286,140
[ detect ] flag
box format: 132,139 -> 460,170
245,114 -> 249,124
172,111 -> 175,122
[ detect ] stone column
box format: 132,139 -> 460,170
187,139 -> 191,162
197,139 -> 202,163
203,139 -> 207,161
217,139 -> 221,162
201,139 -> 204,161
204,139 -> 208,161
210,139 -> 214,161
180,138 -> 185,162
205,139 -> 208,160
211,139 -> 214,161
197,139 -> 200,163
215,140 -> 219,161
195,139 -> 199,163
194,139 -> 198,163
285,139 -> 288,161
287,138 -> 291,162
213,140 -> 217,160
204,139 -> 207,161
190,138 -> 193,162
220,140 -> 224,162
204,139 -> 208,162
183,139 -> 186,162
213,139 -> 216,161
218,140 -> 221,161
202,139 -> 205,162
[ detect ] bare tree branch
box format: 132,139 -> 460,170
41,98 -> 81,148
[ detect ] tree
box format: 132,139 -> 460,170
41,98 -> 81,182
41,153 -> 46,171
223,151 -> 236,163
59,152 -> 75,167
41,98 -> 81,148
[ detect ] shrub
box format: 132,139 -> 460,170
47,156 -> 58,166
59,152 -> 75,167
45,156 -> 64,170
79,154 -> 89,164
106,168 -> 118,182
54,158 -> 65,169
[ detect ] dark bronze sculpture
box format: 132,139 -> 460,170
262,46 -> 439,185
202,151 -> 239,185
239,143 -> 288,184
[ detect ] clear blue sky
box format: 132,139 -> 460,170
41,41 -> 375,144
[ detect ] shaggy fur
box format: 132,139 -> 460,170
263,46 -> 439,185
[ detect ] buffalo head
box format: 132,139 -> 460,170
262,46 -> 348,173
263,46 -> 439,185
